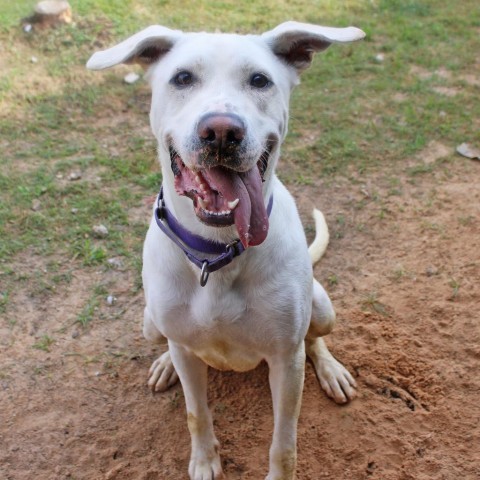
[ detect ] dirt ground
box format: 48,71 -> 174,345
1,147 -> 479,479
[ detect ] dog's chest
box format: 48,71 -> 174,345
176,287 -> 266,371
158,279 -> 300,371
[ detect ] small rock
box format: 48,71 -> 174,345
71,329 -> 80,339
107,257 -> 124,269
374,53 -> 385,63
31,56 -> 38,63
92,224 -> 109,238
456,142 -> 480,160
23,24 -> 33,33
71,208 -> 78,214
106,295 -> 116,306
31,199 -> 42,211
124,72 -> 140,84
425,266 -> 439,277
68,171 -> 82,181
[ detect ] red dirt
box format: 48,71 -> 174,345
1,155 -> 479,479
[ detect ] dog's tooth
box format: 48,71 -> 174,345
198,198 -> 208,210
227,198 -> 239,210
195,175 -> 201,184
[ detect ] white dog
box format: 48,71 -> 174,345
88,21 -> 364,480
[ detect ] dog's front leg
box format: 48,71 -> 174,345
266,343 -> 306,480
169,341 -> 224,480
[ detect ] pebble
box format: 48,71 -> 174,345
92,224 -> 109,238
31,199 -> 41,211
106,295 -> 116,306
124,72 -> 140,84
68,171 -> 82,181
375,53 -> 385,62
425,266 -> 439,277
107,257 -> 124,269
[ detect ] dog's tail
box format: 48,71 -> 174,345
308,208 -> 330,265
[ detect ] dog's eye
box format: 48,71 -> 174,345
250,73 -> 272,89
171,71 -> 194,87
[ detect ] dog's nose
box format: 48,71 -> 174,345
197,113 -> 246,151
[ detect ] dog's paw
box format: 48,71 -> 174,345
148,351 -> 179,392
189,447 -> 224,480
314,355 -> 357,404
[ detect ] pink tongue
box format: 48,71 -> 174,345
202,167 -> 269,248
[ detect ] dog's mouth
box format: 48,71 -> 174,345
170,146 -> 271,248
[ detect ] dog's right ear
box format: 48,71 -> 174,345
86,25 -> 182,70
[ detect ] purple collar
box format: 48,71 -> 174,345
155,187 -> 273,286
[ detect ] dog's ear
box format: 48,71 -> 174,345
86,25 -> 182,70
262,21 -> 365,73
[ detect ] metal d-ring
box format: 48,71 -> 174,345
225,239 -> 240,256
200,261 -> 210,287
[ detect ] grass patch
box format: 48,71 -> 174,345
72,239 -> 107,266
361,292 -> 389,316
33,334 -> 55,352
0,290 -> 9,314
76,296 -> 99,327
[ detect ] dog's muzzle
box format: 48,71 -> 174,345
168,114 -> 274,248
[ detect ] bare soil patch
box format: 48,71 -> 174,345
1,155 -> 479,479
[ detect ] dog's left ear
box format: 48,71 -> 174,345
262,21 -> 365,73
86,25 -> 182,70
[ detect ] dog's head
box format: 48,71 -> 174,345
87,22 -> 364,248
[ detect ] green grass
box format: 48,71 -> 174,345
0,290 -> 9,314
32,334 -> 55,352
76,296 -> 99,327
361,292 -> 389,316
0,0 -> 479,325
